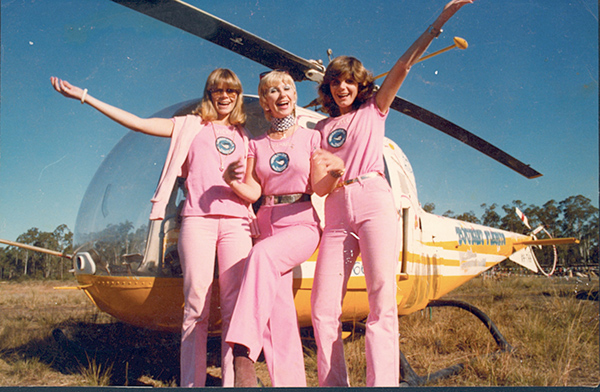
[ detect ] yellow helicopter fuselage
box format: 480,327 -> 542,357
72,200 -> 533,333
55,104 -> 541,334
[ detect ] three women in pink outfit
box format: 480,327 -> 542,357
50,1 -> 475,386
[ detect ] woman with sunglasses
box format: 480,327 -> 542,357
51,69 -> 253,387
309,0 -> 475,387
222,70 -> 344,387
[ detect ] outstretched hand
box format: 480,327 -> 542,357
50,77 -> 85,101
376,0 -> 476,114
437,0 -> 475,24
444,0 -> 475,12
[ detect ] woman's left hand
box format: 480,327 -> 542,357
312,149 -> 345,178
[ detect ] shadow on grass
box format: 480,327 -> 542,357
3,319 -> 223,386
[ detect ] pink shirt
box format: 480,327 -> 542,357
249,126 -> 321,196
315,96 -> 388,181
179,118 -> 249,218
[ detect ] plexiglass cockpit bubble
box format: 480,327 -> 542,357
73,96 -> 269,277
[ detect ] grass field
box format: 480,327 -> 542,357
0,275 -> 598,387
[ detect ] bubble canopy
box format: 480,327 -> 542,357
73,96 -> 268,271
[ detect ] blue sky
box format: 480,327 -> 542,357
1,0 -> 598,243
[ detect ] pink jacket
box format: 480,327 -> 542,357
149,115 -> 204,220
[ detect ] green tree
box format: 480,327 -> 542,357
422,202 -> 435,213
0,247 -> 7,280
442,210 -> 455,218
455,211 -> 480,224
500,200 -> 528,234
16,228 -> 42,277
530,200 -> 560,236
0,246 -> 19,280
559,195 -> 599,266
38,230 -> 58,278
93,221 -> 135,267
480,203 -> 501,228
525,200 -> 562,269
53,224 -> 73,280
4,225 -> 73,280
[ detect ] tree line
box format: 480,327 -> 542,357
424,195 -> 599,270
1,194 -> 597,280
0,224 -> 73,280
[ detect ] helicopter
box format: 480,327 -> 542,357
0,0 -> 580,385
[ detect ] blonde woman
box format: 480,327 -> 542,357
51,69 -> 252,387
222,70 -> 344,387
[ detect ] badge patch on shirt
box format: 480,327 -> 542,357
269,152 -> 290,172
328,128 -> 347,148
215,137 -> 236,155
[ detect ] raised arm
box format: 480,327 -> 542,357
223,158 -> 262,203
50,77 -> 174,137
376,0 -> 475,113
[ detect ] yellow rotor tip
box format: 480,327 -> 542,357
454,37 -> 468,50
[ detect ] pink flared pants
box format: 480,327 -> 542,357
311,175 -> 400,387
226,200 -> 320,387
178,215 -> 252,387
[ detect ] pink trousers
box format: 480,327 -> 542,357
178,216 -> 252,387
226,201 -> 320,387
311,176 -> 400,387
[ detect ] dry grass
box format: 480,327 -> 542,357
0,275 -> 597,387
390,275 -> 600,387
0,280 -> 108,386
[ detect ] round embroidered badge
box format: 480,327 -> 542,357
327,128 -> 347,148
269,152 -> 290,172
215,137 -> 236,155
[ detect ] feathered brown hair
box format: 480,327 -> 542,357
318,56 -> 375,117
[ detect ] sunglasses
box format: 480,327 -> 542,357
210,88 -> 239,96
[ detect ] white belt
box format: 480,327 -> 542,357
336,172 -> 383,188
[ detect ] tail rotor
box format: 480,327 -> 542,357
515,208 -> 558,276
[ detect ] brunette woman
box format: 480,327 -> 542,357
222,70 -> 344,387
309,1 -> 475,386
51,69 -> 252,387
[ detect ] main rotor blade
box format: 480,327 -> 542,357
111,0 -> 324,82
391,96 -> 542,179
0,238 -> 72,259
112,0 -> 541,179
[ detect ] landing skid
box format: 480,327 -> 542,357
402,299 -> 514,386
427,299 -> 513,352
342,299 -> 513,386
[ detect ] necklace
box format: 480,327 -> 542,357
267,124 -> 296,153
211,122 -> 237,171
271,113 -> 296,133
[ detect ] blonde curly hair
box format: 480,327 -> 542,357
258,70 -> 297,121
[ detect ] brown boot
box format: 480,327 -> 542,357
233,345 -> 257,387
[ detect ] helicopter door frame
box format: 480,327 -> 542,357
401,207 -> 410,276
383,156 -> 410,282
